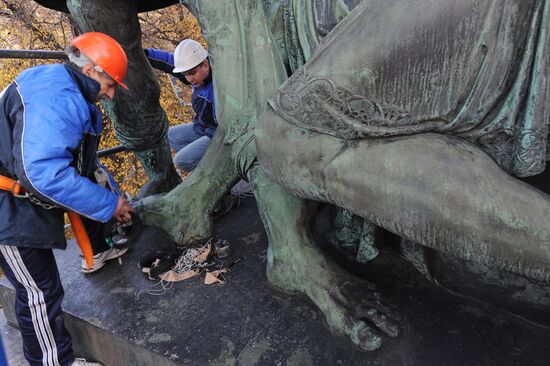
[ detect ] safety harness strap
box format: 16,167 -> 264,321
0,174 -> 94,270
0,175 -> 26,197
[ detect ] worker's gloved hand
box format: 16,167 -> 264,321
114,196 -> 133,223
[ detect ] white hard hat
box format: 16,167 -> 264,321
173,39 -> 208,73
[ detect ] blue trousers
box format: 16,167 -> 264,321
0,246 -> 73,366
167,124 -> 211,171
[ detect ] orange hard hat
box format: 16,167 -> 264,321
71,32 -> 129,90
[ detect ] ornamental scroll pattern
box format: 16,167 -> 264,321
511,128 -> 548,177
268,68 -> 548,177
476,127 -> 548,177
268,68 -> 445,140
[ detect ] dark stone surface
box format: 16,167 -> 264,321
33,0 -> 179,14
1,309 -> 26,365
2,197 -> 550,365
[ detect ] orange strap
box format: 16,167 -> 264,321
0,175 -> 26,196
67,212 -> 94,271
0,174 -> 94,270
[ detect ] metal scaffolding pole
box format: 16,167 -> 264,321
98,145 -> 128,158
0,49 -> 68,60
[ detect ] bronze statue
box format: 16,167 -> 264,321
34,0 -> 550,351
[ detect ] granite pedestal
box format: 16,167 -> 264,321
1,197 -> 549,365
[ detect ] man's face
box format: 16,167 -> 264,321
83,64 -> 117,101
94,73 -> 117,101
183,60 -> 210,87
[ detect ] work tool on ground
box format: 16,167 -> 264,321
103,211 -> 143,249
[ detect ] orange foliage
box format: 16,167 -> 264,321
0,1 -> 203,197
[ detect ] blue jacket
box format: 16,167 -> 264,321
0,64 -> 119,249
145,48 -> 218,137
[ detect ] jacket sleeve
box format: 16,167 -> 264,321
12,92 -> 118,223
144,48 -> 189,84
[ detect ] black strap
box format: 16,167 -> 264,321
0,165 -> 12,179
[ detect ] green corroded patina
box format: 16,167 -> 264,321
329,208 -> 379,263
52,0 -> 550,352
267,0 -> 550,177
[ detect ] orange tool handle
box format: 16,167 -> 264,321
67,211 -> 94,271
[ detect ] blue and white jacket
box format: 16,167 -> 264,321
0,64 -> 119,249
145,48 -> 218,138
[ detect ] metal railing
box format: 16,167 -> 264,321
98,145 -> 128,158
0,49 -> 68,60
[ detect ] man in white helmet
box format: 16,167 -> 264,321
145,39 -> 217,171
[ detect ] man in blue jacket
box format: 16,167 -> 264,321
145,39 -> 217,171
0,32 -> 133,366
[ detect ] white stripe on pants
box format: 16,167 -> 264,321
0,245 -> 60,366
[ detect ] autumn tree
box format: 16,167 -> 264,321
0,0 -> 203,196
